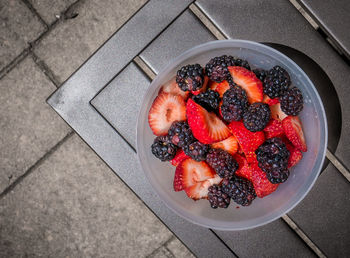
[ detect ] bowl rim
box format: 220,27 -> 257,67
136,39 -> 328,230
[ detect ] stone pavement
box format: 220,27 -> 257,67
0,0 -> 194,257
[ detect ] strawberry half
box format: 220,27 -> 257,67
270,103 -> 287,121
282,116 -> 307,152
264,119 -> 284,139
251,162 -> 279,198
184,175 -> 222,200
284,141 -> 303,168
211,136 -> 238,155
186,99 -> 231,144
170,149 -> 190,166
173,159 -> 216,191
229,121 -> 265,163
228,66 -> 263,103
214,80 -> 230,98
191,76 -> 209,95
263,95 -> 280,106
234,154 -> 252,181
148,92 -> 186,136
209,80 -> 220,91
158,77 -> 189,100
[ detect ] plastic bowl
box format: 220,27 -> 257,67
136,40 -> 327,230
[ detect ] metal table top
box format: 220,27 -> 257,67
48,1 -> 350,257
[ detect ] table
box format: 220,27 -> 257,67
47,1 -> 350,257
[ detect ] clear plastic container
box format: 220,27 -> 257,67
136,40 -> 327,230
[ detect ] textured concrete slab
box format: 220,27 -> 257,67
0,134 -> 173,257
140,10 -> 216,73
288,164 -> 350,257
166,237 -> 195,258
29,0 -> 77,24
0,0 -> 45,71
34,0 -> 147,84
0,57 -> 70,193
148,246 -> 174,258
91,63 -> 150,147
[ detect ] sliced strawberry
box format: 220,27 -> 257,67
263,95 -> 280,106
228,66 -> 263,103
229,121 -> 265,163
270,103 -> 287,121
214,80 -> 230,98
251,162 -> 279,198
282,116 -> 307,152
211,136 -> 238,155
170,149 -> 190,166
234,154 -> 252,180
209,80 -> 220,91
184,175 -> 222,200
186,99 -> 231,144
264,119 -> 284,139
148,92 -> 186,136
159,77 -> 189,100
191,76 -> 209,95
284,141 -> 303,168
173,159 -> 216,191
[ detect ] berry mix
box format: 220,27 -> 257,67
148,55 -> 307,209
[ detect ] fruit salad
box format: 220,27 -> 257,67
148,55 -> 306,209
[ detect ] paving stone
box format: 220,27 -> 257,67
0,0 -> 45,71
288,164 -> 350,257
0,134 -> 173,257
0,57 -> 71,193
166,237 -> 195,258
34,0 -> 147,84
29,0 -> 77,24
148,246 -> 174,258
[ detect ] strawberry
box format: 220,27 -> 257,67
191,76 -> 209,95
251,162 -> 279,198
270,103 -> 287,121
264,119 -> 284,139
263,95 -> 279,106
170,149 -> 189,166
234,154 -> 252,180
228,121 -> 265,163
158,77 -> 189,100
214,80 -> 230,97
184,175 -> 222,200
148,92 -> 186,136
186,99 -> 231,144
173,159 -> 216,191
228,66 -> 263,103
284,141 -> 303,168
282,116 -> 307,152
209,80 -> 220,91
211,136 -> 238,155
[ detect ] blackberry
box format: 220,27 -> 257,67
222,177 -> 256,206
192,90 -> 220,112
253,69 -> 267,82
263,66 -> 291,98
255,137 -> 290,184
183,141 -> 209,161
280,87 -> 304,116
206,148 -> 238,179
208,184 -> 231,209
151,135 -> 178,161
243,102 -> 271,132
176,64 -> 204,92
168,121 -> 195,148
205,55 -> 250,83
221,86 -> 249,122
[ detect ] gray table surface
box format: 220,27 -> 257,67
48,0 -> 350,257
